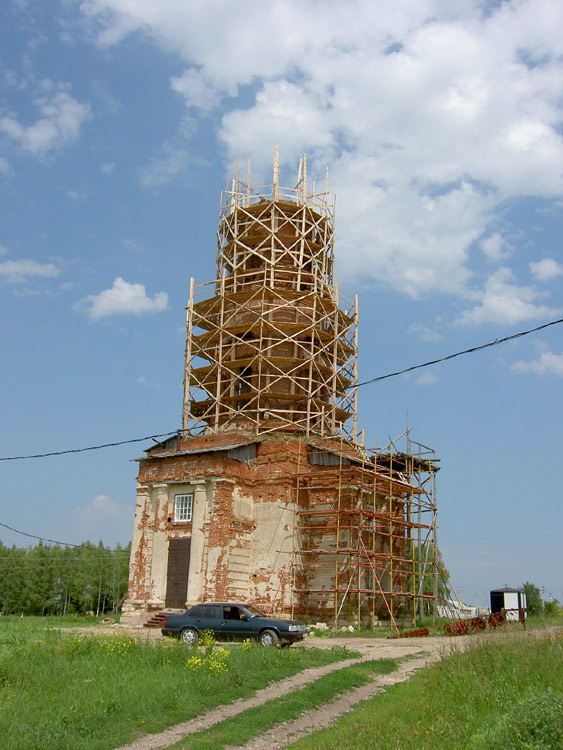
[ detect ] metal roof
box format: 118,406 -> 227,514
135,439 -> 258,462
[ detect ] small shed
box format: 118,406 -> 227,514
490,586 -> 527,621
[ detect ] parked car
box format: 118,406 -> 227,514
161,602 -> 309,647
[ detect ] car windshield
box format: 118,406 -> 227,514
244,604 -> 267,617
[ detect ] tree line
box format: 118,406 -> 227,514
523,581 -> 561,616
0,540 -> 131,616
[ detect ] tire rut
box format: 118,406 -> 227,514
115,635 -> 461,750
234,655 -> 431,750
116,655 -> 367,750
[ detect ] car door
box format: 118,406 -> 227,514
189,604 -> 222,637
220,605 -> 253,640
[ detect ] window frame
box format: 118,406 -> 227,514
173,493 -> 193,522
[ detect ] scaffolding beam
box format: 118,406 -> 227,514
292,431 -> 439,628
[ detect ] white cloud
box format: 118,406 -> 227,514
76,277 -> 168,320
170,68 -> 221,112
221,80 -> 336,161
0,258 -> 60,283
529,257 -> 563,281
81,0 -> 563,299
0,86 -> 91,155
0,157 -> 10,174
100,161 -> 116,174
74,494 -> 131,523
480,233 -> 509,263
416,370 -> 438,385
122,238 -> 141,251
511,350 -> 563,376
409,323 -> 442,343
139,143 -> 189,188
458,267 -> 560,326
136,375 -> 161,390
72,494 -> 133,546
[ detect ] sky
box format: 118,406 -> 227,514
1,0 -> 562,608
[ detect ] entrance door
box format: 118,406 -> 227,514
165,538 -> 191,608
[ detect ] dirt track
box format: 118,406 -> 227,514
58,622 -> 560,749
108,627 -> 469,750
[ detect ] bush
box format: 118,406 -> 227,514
471,690 -> 563,749
544,600 -> 561,616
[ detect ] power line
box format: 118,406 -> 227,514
0,521 -> 80,548
0,431 -> 178,463
1,318 -> 561,553
0,317 -> 561,464
353,316 -> 563,388
0,521 -> 131,552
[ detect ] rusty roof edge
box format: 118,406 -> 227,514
132,438 -> 260,462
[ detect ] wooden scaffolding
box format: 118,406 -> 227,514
182,149 -> 358,438
180,150 -> 441,627
291,431 -> 439,630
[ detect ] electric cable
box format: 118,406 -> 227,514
0,316 -> 561,463
0,431 -> 178,462
0,521 -> 131,551
353,316 -> 563,389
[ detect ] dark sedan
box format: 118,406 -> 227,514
161,603 -> 309,647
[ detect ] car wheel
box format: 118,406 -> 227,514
259,629 -> 279,647
181,627 -> 198,646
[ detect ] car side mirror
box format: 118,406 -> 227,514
241,615 -> 248,621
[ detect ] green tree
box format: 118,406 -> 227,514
0,540 -> 131,615
0,544 -> 27,613
522,581 -> 543,616
410,542 -> 450,617
544,599 -> 561,615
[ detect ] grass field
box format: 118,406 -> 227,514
291,629 -> 563,749
2,615 -> 561,750
0,616 -> 355,750
173,658 -> 397,749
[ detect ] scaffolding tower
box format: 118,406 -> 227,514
291,430 -> 439,630
180,150 -> 441,627
183,148 -> 358,438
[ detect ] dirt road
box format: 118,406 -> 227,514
112,630 -> 468,750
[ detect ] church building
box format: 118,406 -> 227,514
121,151 -> 439,628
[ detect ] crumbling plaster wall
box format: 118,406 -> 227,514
122,435 -> 303,624
122,434 -> 410,626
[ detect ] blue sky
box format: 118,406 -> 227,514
1,0 -> 562,607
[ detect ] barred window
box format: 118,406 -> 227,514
174,494 -> 193,522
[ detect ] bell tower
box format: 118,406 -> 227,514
183,149 -> 358,439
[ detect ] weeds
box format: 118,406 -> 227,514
291,631 -> 563,749
186,630 -> 230,674
0,617 -> 355,750
469,689 -> 563,748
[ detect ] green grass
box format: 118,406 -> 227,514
0,613 -> 108,640
173,658 -> 397,749
525,611 -> 563,629
290,630 -> 563,749
0,616 -> 357,750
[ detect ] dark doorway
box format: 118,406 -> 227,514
165,538 -> 191,608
